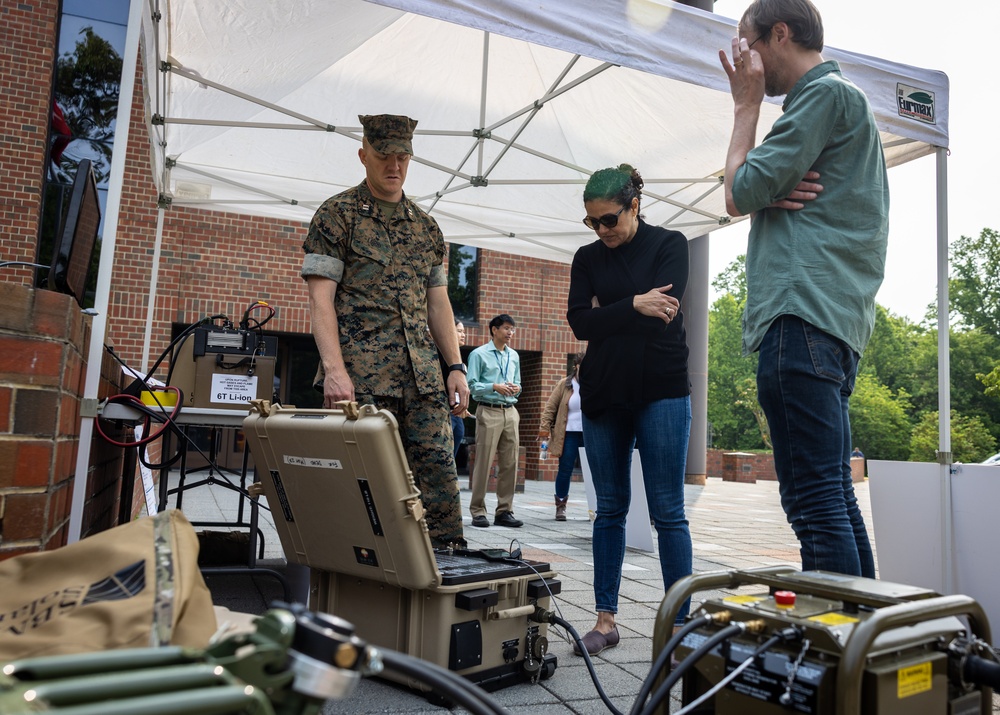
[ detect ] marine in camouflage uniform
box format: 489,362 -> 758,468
302,114 -> 468,549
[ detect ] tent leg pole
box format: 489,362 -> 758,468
67,0 -> 144,543
141,208 -> 167,374
934,146 -> 953,594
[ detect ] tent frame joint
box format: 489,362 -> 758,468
159,60 -> 171,73
473,128 -> 491,139
157,193 -> 173,209
470,176 -> 488,187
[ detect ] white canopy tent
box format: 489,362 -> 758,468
72,0 -> 953,582
133,0 -> 946,264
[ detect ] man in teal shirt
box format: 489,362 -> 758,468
720,0 -> 888,578
467,314 -> 523,528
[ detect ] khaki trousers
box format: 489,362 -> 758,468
470,404 -> 520,517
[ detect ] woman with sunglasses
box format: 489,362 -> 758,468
567,164 -> 692,656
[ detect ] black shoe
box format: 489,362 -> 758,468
471,515 -> 490,528
494,512 -> 523,528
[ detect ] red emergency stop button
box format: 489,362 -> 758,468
774,590 -> 796,607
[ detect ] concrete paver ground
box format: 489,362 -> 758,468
189,472 -> 997,714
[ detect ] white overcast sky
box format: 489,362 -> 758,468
707,0 -> 997,324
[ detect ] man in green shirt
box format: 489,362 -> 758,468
720,0 -> 888,578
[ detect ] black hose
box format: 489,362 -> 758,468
549,615 -> 626,715
964,654 -> 1000,690
637,623 -> 745,715
628,614 -> 713,715
378,648 -> 508,715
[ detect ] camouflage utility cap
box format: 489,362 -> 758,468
359,114 -> 418,155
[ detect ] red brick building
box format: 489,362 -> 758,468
0,0 -> 589,557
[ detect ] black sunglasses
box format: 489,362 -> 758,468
582,204 -> 627,231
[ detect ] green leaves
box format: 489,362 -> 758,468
707,233 -> 1000,460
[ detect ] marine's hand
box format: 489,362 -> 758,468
323,367 -> 355,408
769,171 -> 823,210
447,371 -> 470,415
633,284 -> 680,324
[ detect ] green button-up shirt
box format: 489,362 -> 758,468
733,61 -> 890,356
467,341 -> 521,407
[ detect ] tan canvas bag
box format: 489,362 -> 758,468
0,509 -> 217,660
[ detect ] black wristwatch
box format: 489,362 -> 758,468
448,363 -> 467,375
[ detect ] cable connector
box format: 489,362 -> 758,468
743,619 -> 767,635
531,605 -> 556,624
774,625 -> 804,642
708,610 -> 732,625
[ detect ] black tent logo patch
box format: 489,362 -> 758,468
897,84 -> 935,125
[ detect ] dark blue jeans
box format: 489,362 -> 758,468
450,414 -> 465,460
583,396 -> 692,623
554,430 -> 583,499
756,315 -> 875,578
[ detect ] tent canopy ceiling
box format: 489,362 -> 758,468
140,0 -> 948,264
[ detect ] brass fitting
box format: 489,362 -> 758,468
708,610 -> 732,625
742,619 -> 767,635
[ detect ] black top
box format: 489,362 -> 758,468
567,219 -> 690,417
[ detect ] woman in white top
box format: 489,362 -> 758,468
539,352 -> 585,521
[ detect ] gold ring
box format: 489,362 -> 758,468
734,59 -> 744,66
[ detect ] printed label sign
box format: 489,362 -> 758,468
897,661 -> 933,698
283,455 -> 343,469
210,373 -> 258,404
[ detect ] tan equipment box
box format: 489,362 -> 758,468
170,326 -> 277,410
242,402 -> 559,691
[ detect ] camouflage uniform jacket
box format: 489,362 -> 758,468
302,181 -> 447,397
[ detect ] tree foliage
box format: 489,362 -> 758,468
908,328 -> 1000,441
707,259 -> 764,450
707,231 -> 1000,460
848,373 -> 911,461
859,305 -> 921,393
947,228 -> 1000,337
54,26 -> 122,183
909,410 -> 997,463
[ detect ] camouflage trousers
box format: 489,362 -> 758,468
356,384 -> 466,549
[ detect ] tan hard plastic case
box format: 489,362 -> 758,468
242,402 -> 439,590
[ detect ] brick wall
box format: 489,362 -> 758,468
0,283 -> 130,559
0,0 -> 58,275
706,448 -> 777,482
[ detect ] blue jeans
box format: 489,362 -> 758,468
583,396 -> 692,623
756,315 -> 875,578
554,431 -> 583,499
450,414 -> 465,460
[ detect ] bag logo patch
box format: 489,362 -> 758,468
1,560 -> 146,636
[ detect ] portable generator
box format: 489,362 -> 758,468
168,325 -> 277,410
651,566 -> 999,715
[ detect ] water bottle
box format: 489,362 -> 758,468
540,439 -> 549,460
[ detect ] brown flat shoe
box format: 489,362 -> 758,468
573,625 -> 620,656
